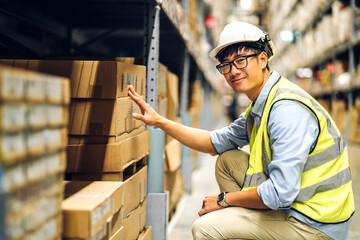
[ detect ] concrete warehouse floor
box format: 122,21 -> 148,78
168,150 -> 360,240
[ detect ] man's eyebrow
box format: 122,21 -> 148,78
222,53 -> 246,62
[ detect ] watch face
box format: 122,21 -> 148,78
217,192 -> 225,202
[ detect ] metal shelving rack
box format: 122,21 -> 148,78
0,0 -> 218,239
269,0 -> 359,143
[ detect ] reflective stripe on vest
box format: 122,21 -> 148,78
244,77 -> 354,223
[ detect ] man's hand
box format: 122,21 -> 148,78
198,195 -> 224,216
128,85 -> 162,127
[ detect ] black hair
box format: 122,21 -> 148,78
215,43 -> 270,71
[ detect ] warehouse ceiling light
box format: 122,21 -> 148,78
296,68 -> 313,78
279,30 -> 294,43
240,0 -> 254,11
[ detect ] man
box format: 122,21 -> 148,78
128,21 -> 354,239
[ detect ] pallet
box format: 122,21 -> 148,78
69,157 -> 147,182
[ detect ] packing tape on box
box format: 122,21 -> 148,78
121,73 -> 137,92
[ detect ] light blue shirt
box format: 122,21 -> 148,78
210,71 -> 351,240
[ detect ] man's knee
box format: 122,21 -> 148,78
192,216 -> 214,240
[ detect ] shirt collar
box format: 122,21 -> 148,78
251,70 -> 281,118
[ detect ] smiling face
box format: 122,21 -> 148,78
219,46 -> 270,101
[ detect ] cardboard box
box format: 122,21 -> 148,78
166,71 -> 179,121
6,174 -> 63,223
109,226 -> 124,240
316,98 -> 331,116
26,151 -> 66,185
165,139 -> 182,172
122,200 -> 147,240
106,207 -> 124,238
189,80 -> 203,111
46,104 -> 69,128
6,192 -> 62,239
25,60 -> 146,99
0,65 -> 27,101
25,70 -> 46,103
138,226 -> 152,240
0,103 -> 27,132
62,181 -> 124,239
164,168 -> 184,213
44,75 -> 70,105
24,213 -> 62,240
0,64 -> 70,104
0,132 -> 27,166
68,97 -> 144,136
165,116 -> 182,145
158,96 -> 167,117
66,130 -> 150,172
68,125 -> 146,144
69,167 -> 147,219
43,127 -> 68,153
70,157 -> 146,181
331,99 -> 347,137
350,98 -> 360,144
122,166 -> 147,217
64,224 -> 108,240
158,63 -> 167,97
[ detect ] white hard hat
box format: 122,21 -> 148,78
209,21 -> 275,61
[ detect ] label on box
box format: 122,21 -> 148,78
91,198 -> 111,236
43,128 -> 63,149
27,130 -> 45,154
27,155 -> 47,181
1,71 -> 25,100
45,76 -> 63,103
26,77 -> 45,102
121,73 -> 137,93
1,133 -> 26,163
28,104 -> 46,129
2,163 -> 26,192
46,153 -> 61,174
46,105 -> 65,126
2,103 -> 27,131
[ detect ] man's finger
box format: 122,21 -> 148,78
132,112 -> 144,121
128,88 -> 147,109
128,85 -> 141,98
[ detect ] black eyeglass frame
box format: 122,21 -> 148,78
216,53 -> 260,75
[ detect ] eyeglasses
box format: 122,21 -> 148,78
216,53 -> 260,75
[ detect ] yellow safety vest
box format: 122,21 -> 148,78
244,77 -> 354,223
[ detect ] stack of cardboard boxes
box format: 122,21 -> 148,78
62,166 -> 149,240
350,97 -> 360,145
162,68 -> 185,219
57,59 -> 150,240
0,65 -> 70,239
0,59 -> 152,239
188,80 -> 204,170
0,58 -> 186,239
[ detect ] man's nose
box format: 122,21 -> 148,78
230,62 -> 241,74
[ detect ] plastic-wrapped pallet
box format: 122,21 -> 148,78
0,65 -> 70,240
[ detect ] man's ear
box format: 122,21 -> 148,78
259,52 -> 268,69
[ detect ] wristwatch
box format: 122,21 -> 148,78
217,192 -> 229,207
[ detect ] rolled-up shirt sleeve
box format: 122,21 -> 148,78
210,112 -> 249,154
257,100 -> 319,210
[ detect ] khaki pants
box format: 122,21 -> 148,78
192,150 -> 332,240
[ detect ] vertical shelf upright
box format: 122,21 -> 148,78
144,1 -> 169,240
